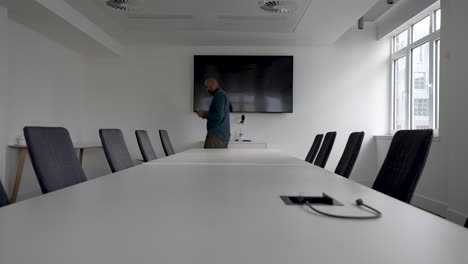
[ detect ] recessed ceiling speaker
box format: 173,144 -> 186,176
259,1 -> 298,13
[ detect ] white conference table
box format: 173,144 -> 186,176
0,149 -> 468,264
149,148 -> 310,165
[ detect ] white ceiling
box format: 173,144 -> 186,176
99,0 -> 311,33
64,0 -> 381,45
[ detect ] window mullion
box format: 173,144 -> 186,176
392,50 -> 407,60
407,24 -> 413,130
407,47 -> 412,130
410,36 -> 432,49
391,58 -> 395,131
429,40 -> 435,129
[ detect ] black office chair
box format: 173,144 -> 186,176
159,130 -> 175,156
372,129 -> 433,203
0,179 -> 9,207
135,130 -> 158,162
314,132 -> 337,168
334,132 -> 365,178
465,219 -> 468,228
23,127 -> 87,194
305,134 -> 323,163
99,129 -> 134,173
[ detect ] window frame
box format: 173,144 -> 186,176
390,3 -> 441,135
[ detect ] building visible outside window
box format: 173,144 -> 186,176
414,73 -> 426,89
414,99 -> 429,116
391,4 -> 440,133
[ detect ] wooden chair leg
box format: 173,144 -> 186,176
10,149 -> 28,203
79,148 -> 84,166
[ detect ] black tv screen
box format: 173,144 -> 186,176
194,55 -> 293,113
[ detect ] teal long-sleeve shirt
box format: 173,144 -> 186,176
204,89 -> 231,141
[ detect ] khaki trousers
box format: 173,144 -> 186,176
204,134 -> 229,149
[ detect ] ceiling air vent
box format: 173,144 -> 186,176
259,1 -> 298,14
105,0 -> 137,12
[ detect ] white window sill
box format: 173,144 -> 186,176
375,135 -> 440,142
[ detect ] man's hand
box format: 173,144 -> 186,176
196,109 -> 207,118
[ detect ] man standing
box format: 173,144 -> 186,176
196,77 -> 231,148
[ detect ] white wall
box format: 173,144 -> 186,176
5,19 -> 88,199
439,0 -> 468,224
0,6 -> 9,189
82,24 -> 390,186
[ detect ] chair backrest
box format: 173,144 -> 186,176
159,130 -> 175,156
23,127 -> 87,194
314,132 -> 337,168
372,129 -> 433,203
99,129 -> 134,173
334,132 -> 365,178
0,179 -> 9,207
135,130 -> 157,162
305,134 -> 323,163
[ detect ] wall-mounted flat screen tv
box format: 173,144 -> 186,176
194,55 -> 293,113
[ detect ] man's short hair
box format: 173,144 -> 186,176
204,77 -> 219,88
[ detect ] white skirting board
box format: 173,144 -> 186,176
411,194 -> 448,217
356,179 -> 467,226
446,209 -> 468,226
411,195 -> 467,226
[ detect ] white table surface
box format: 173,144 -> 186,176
0,157 -> 467,263
149,148 -> 310,165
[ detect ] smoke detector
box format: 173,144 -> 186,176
259,1 -> 298,13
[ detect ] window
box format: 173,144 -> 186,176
412,16 -> 431,42
435,9 -> 441,31
391,5 -> 440,133
394,57 -> 407,130
394,30 -> 408,52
